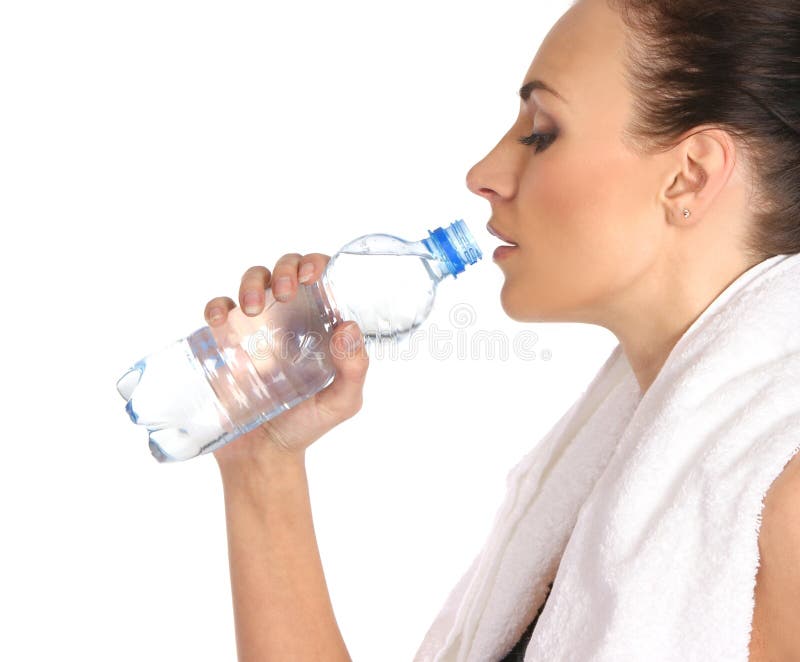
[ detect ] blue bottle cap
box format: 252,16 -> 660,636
425,219 -> 483,278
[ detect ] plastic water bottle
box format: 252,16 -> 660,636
116,219 -> 482,463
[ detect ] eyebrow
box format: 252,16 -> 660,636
519,79 -> 567,104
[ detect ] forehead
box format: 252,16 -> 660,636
522,0 -> 629,110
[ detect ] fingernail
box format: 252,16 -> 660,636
298,262 -> 314,284
208,307 -> 224,324
243,291 -> 261,315
273,276 -> 291,301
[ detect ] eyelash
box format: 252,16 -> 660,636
517,132 -> 557,153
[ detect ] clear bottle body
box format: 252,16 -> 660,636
117,221 -> 481,462
118,280 -> 339,462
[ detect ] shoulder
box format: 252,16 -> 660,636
749,449 -> 800,661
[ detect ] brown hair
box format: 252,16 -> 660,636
607,0 -> 800,261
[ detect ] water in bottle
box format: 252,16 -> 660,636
117,219 -> 482,462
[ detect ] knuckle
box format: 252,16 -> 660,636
274,253 -> 303,269
240,269 -> 269,292
303,252 -> 331,266
241,265 -> 269,281
272,255 -> 302,278
204,297 -> 234,322
271,268 -> 296,282
204,296 -> 226,311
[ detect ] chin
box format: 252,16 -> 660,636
499,282 -> 561,324
499,284 -> 536,322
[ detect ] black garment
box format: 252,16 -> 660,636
498,581 -> 554,662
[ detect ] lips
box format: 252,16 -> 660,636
487,222 -> 518,246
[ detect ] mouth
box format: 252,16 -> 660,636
487,222 -> 520,262
486,222 -> 518,247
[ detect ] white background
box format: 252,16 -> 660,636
0,1 -> 619,660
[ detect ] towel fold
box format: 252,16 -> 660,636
415,252 -> 800,662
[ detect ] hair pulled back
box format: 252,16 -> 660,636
608,0 -> 800,260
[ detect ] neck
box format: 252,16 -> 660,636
604,251 -> 763,397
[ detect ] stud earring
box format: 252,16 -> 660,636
682,208 -> 691,219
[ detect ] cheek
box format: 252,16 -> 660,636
500,146 -> 659,321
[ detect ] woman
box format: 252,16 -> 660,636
204,0 -> 800,659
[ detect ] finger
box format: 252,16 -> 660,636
240,265 -> 272,316
297,253 -> 331,285
204,296 -> 237,326
315,322 -> 369,423
270,253 -> 304,303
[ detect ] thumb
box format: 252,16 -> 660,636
316,322 -> 369,421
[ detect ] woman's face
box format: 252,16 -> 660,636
467,0 -> 668,325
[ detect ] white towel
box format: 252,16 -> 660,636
415,252 -> 800,662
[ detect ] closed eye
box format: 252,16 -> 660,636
517,132 -> 557,153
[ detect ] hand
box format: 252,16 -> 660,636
203,253 -> 369,470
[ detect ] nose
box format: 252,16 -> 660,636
465,162 -> 497,201
465,137 -> 519,202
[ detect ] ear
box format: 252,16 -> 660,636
661,127 -> 737,225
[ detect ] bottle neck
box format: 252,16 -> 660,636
420,220 -> 482,279
410,238 -> 449,283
